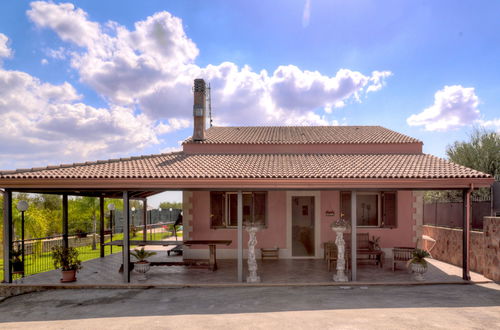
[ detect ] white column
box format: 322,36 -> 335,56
351,191 -> 357,281
237,190 -> 243,282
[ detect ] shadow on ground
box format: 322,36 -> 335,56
0,283 -> 499,323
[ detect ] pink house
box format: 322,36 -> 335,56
0,79 -> 493,283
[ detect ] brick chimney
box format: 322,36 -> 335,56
192,78 -> 206,141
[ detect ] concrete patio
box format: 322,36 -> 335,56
11,249 -> 491,286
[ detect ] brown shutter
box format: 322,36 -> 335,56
382,192 -> 397,228
253,192 -> 267,226
210,192 -> 225,228
340,191 -> 351,222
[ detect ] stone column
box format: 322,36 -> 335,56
246,225 -> 261,283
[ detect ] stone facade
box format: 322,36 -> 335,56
483,217 -> 500,282
422,216 -> 500,281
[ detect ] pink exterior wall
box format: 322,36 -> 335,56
183,142 -> 422,154
320,191 -> 414,248
189,189 -> 414,253
190,191 -> 287,250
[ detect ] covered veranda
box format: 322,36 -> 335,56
1,177 -> 492,285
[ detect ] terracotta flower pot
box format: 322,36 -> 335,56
61,269 -> 77,282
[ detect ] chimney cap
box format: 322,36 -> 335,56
194,78 -> 206,92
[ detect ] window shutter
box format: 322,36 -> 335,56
382,192 -> 397,228
210,192 -> 225,228
253,192 -> 267,226
340,191 -> 351,222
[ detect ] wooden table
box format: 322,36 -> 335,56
105,239 -> 231,271
183,240 -> 232,271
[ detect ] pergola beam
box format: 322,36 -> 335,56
2,189 -> 13,283
62,194 -> 68,249
237,190 -> 243,282
99,197 -> 105,258
462,188 -> 472,280
123,191 -> 131,283
350,191 -> 357,281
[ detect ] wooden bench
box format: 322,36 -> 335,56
344,233 -> 384,268
261,248 -> 279,260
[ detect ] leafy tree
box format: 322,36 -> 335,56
426,127 -> 499,202
446,127 -> 500,179
159,201 -> 182,210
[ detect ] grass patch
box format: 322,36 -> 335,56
1,231 -> 181,282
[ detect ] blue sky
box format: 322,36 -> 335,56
0,1 -> 499,198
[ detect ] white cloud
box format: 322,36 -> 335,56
477,119 -> 500,132
407,85 -> 480,131
28,1 -> 391,128
0,67 -> 159,167
41,58 -> 48,65
45,47 -> 68,60
302,0 -> 311,28
0,33 -> 12,59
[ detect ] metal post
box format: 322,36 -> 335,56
110,210 -> 114,254
237,190 -> 243,282
3,189 -> 13,283
123,191 -> 130,283
351,191 -> 357,281
462,188 -> 471,280
21,211 -> 25,277
99,197 -> 105,258
62,194 -> 69,249
143,199 -> 147,242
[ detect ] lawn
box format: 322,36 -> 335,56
1,231 -> 181,282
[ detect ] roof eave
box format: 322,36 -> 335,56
0,177 -> 493,190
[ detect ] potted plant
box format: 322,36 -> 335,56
407,248 -> 431,281
11,245 -> 24,273
130,247 -> 156,280
51,246 -> 82,282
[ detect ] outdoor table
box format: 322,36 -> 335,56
104,239 -> 231,271
183,240 -> 232,271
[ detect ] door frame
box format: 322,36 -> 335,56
286,191 -> 321,259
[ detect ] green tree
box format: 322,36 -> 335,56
446,127 -> 500,179
159,201 -> 182,210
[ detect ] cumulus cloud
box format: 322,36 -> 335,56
407,85 -> 480,131
0,33 -> 12,58
0,62 -> 159,167
27,1 -> 391,128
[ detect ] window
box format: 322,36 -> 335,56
210,192 -> 267,228
340,191 -> 397,228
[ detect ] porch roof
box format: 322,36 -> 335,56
0,152 -> 493,190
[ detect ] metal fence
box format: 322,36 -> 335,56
423,200 -> 491,230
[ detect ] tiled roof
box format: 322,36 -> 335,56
183,126 -> 422,144
0,152 -> 489,179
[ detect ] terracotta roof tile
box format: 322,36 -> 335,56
183,126 -> 421,144
0,152 -> 490,180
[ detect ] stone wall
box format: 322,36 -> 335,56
483,217 -> 500,282
422,216 -> 500,281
